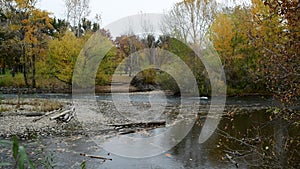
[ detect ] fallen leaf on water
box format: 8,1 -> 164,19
165,153 -> 172,157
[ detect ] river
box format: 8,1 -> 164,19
0,93 -> 299,168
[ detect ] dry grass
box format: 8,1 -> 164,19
0,99 -> 64,112
32,99 -> 64,112
0,106 -> 10,113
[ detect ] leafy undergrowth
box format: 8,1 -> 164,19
0,136 -> 57,169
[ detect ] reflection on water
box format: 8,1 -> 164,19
41,110 -> 298,169
49,98 -> 298,168
0,94 -> 299,168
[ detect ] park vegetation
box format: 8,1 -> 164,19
0,0 -> 299,103
0,1 -> 299,168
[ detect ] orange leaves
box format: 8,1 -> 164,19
165,153 -> 172,158
251,0 -> 300,104
18,4 -> 54,56
15,0 -> 36,10
21,19 -> 30,25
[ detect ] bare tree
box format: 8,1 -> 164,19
140,13 -> 157,66
162,0 -> 216,46
161,0 -> 218,95
64,0 -> 90,36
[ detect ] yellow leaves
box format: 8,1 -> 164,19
8,0 -> 54,63
251,0 -> 270,18
211,13 -> 234,59
234,54 -> 244,59
251,0 -> 283,53
29,9 -> 54,30
48,31 -> 87,84
24,31 -> 36,44
9,24 -> 22,31
183,0 -> 195,4
15,0 -> 36,11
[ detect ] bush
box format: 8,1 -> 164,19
0,73 -> 25,87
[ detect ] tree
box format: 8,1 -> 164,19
162,0 -> 217,94
163,0 -> 217,45
14,0 -> 53,88
50,18 -> 68,38
250,0 -> 300,103
64,0 -> 91,37
47,28 -> 113,85
0,0 -> 53,87
115,35 -> 145,76
210,6 -> 263,93
47,31 -> 86,85
0,0 -> 25,77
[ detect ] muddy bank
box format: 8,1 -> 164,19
0,85 -> 142,94
0,97 -> 276,140
0,87 -> 71,94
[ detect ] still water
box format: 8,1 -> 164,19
1,93 -> 299,168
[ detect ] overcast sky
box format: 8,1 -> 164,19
37,0 -> 181,27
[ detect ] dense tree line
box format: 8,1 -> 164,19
210,0 -> 299,102
0,0 -> 100,88
0,0 -> 299,103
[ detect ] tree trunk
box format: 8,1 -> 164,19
32,53 -> 36,88
1,62 -> 5,74
23,63 -> 29,87
12,65 -> 15,77
274,118 -> 288,167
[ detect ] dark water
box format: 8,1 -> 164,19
41,112 -> 298,169
1,94 -> 299,168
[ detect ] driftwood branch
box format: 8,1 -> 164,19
108,121 -> 166,129
80,153 -> 112,161
21,112 -> 45,117
50,107 -> 75,121
223,150 -> 253,157
108,121 -> 166,135
119,130 -> 137,135
32,108 -> 62,122
225,153 -> 239,168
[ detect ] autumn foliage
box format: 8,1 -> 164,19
0,0 -> 299,104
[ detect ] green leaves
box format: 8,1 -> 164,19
13,136 -> 19,160
19,146 -> 35,169
47,31 -> 86,85
11,136 -> 36,169
81,160 -> 86,169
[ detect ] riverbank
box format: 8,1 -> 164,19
1,96 -> 299,169
0,96 -> 288,140
1,86 -> 271,97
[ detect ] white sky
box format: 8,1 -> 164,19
37,0 -> 250,37
37,0 -> 181,27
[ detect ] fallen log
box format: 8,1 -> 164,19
108,121 -> 166,129
23,112 -> 45,117
32,108 -> 62,122
45,108 -> 62,116
119,130 -> 136,135
50,107 -> 75,121
80,153 -> 112,161
14,111 -> 45,117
